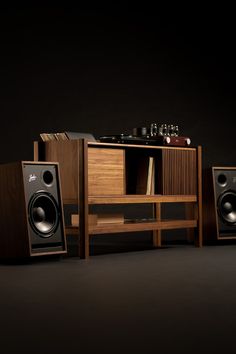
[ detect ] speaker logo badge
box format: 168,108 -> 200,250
29,173 -> 37,182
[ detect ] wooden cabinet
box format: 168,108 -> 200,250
34,140 -> 202,258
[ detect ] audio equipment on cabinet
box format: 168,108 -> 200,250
99,123 -> 191,147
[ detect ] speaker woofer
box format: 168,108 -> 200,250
28,192 -> 59,237
218,191 -> 236,224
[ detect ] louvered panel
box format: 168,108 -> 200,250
161,149 -> 197,195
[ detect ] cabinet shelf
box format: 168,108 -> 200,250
63,195 -> 197,205
66,219 -> 198,236
88,194 -> 197,205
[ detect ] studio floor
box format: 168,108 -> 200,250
1,242 -> 236,354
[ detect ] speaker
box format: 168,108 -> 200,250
203,167 -> 236,242
0,161 -> 67,259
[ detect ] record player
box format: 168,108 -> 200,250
99,123 -> 191,147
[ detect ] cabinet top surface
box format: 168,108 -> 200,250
37,140 -> 199,151
88,141 -> 198,151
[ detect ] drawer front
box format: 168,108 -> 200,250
88,148 -> 125,195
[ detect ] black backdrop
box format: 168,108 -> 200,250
1,9 -> 236,354
0,7 -> 236,168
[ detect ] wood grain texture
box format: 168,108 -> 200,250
0,162 -> 30,258
35,141 -> 125,198
88,148 -> 125,195
66,219 -> 197,235
196,146 -> 203,247
88,194 -> 197,204
161,148 -> 197,195
36,140 -> 80,201
152,203 -> 162,247
202,167 -> 217,243
79,139 -> 89,259
88,141 -> 196,151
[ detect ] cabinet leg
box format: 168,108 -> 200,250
152,203 -> 162,247
185,202 -> 196,243
196,201 -> 203,248
78,139 -> 89,259
196,145 -> 203,247
185,202 -> 203,247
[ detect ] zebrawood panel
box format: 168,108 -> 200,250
161,149 -> 197,195
88,148 -> 125,195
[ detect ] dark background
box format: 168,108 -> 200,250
1,7 -> 236,354
0,6 -> 236,167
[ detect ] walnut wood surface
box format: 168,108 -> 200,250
88,141 -> 196,151
36,140 -> 80,201
78,139 -> 89,259
66,219 -> 197,235
0,162 -> 30,258
88,148 -> 125,195
36,141 -> 125,199
161,148 -> 197,195
152,203 -> 162,247
88,195 -> 197,204
196,146 -> 203,247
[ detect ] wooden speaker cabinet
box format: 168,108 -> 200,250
0,161 -> 67,260
203,167 -> 236,242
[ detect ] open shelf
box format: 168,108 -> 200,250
66,219 -> 198,235
88,194 -> 197,204
63,195 -> 197,205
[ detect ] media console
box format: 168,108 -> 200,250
34,140 -> 202,258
